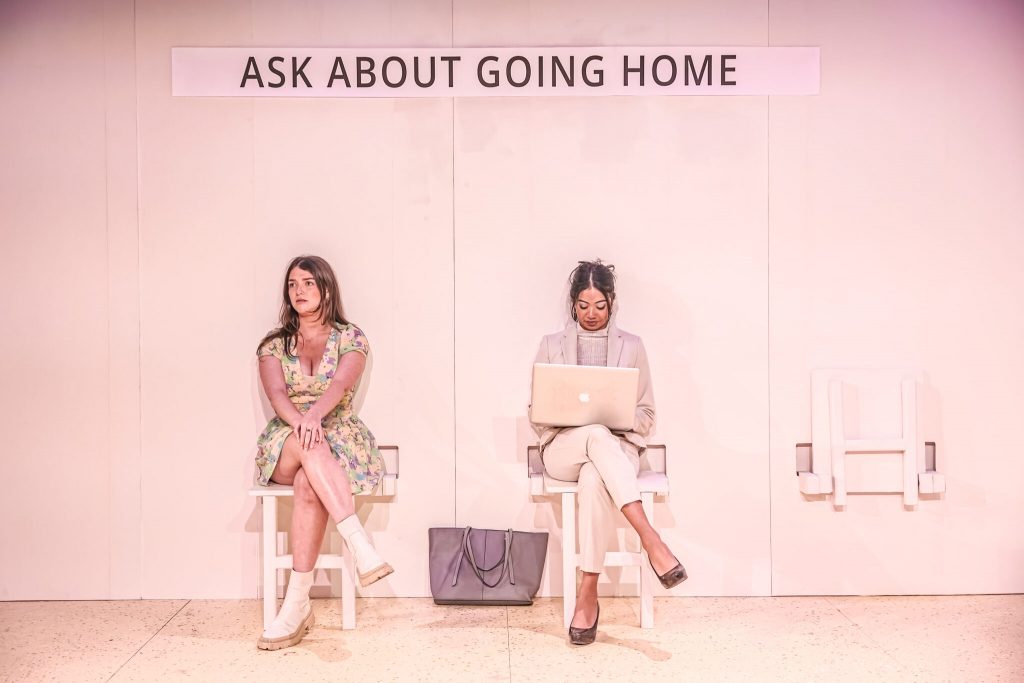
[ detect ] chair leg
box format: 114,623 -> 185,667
561,491 -> 577,629
639,491 -> 655,628
828,381 -> 848,509
261,496 -> 278,629
341,540 -> 356,630
901,379 -> 919,507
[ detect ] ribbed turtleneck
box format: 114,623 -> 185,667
576,322 -> 609,367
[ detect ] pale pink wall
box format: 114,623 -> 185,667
1,0 -> 1021,601
768,0 -> 1024,593
0,0 -> 139,599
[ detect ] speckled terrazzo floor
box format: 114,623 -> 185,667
1,596 -> 1021,682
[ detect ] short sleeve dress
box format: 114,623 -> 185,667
255,323 -> 383,494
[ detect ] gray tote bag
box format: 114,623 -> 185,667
428,527 -> 549,606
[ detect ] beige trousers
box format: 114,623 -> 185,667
542,425 -> 641,574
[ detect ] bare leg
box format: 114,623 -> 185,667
290,468 -> 329,573
573,572 -> 601,629
272,433 -> 392,586
271,434 -> 356,522
620,501 -> 678,575
259,466 -> 323,649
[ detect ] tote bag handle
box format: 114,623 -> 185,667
455,527 -> 516,588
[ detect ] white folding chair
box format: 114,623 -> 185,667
798,369 -> 945,507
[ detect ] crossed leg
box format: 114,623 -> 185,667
543,425 -> 681,629
271,434 -> 356,570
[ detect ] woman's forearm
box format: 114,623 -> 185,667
258,355 -> 304,428
310,382 -> 346,418
309,351 -> 366,419
268,391 -> 303,428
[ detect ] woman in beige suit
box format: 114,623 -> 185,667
531,260 -> 687,646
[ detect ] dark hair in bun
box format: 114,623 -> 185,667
567,259 -> 616,321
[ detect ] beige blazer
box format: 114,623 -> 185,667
529,321 -> 656,453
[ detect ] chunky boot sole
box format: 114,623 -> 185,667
358,562 -> 394,587
256,607 -> 315,651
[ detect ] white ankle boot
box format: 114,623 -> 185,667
257,568 -> 315,650
337,515 -> 394,587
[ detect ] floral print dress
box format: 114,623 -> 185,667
255,324 -> 382,494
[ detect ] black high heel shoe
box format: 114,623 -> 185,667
652,559 -> 688,589
568,605 -> 600,646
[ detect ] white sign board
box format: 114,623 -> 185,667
172,46 -> 819,97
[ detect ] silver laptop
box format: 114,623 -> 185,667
530,363 -> 639,431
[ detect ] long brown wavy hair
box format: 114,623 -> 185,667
257,255 -> 351,357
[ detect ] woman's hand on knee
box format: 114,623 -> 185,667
294,409 -> 324,451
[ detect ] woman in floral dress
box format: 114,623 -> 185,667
254,255 -> 392,651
